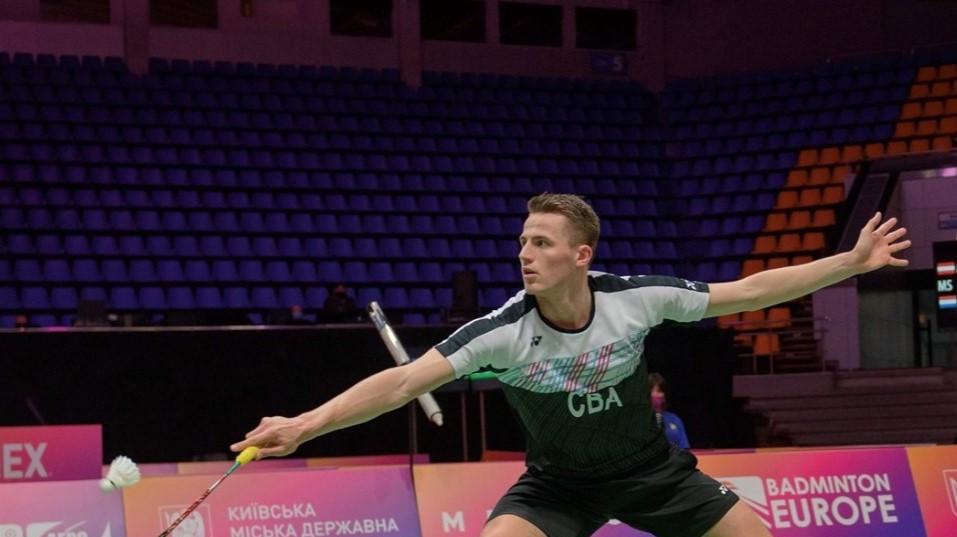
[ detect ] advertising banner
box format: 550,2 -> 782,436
905,445 -> 957,537
0,425 -> 102,483
122,467 -> 421,537
0,479 -> 125,537
697,447 -> 925,537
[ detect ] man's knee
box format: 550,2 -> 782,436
481,514 -> 547,537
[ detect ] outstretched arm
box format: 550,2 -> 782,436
705,212 -> 911,317
231,348 -> 455,458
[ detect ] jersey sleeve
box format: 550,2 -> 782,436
627,275 -> 710,324
434,293 -> 531,377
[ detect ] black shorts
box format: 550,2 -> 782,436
488,448 -> 738,537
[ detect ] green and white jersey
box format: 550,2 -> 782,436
436,272 -> 710,479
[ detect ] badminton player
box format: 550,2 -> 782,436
233,193 -> 910,537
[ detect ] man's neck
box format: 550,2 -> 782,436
536,279 -> 592,330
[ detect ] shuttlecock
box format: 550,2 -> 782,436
100,455 -> 141,493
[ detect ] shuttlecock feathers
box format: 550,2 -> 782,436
100,455 -> 141,492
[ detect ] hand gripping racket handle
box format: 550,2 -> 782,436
158,447 -> 260,537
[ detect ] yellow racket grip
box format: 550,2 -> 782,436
235,446 -> 260,466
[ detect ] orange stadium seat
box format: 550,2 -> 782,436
787,210 -> 812,230
752,333 -> 780,355
923,100 -> 944,117
916,66 -> 937,82
764,212 -> 788,232
776,190 -> 799,209
801,232 -> 826,251
767,307 -> 792,328
894,121 -> 916,138
931,81 -> 952,97
766,257 -> 790,270
932,136 -> 953,150
916,119 -> 938,135
886,140 -> 908,155
819,147 -> 840,165
777,233 -> 801,253
908,83 -> 930,99
909,138 -> 931,152
809,166 -> 831,185
900,102 -> 922,119
812,208 -> 836,227
786,169 -> 809,187
798,187 -> 822,207
938,64 -> 957,79
841,145 -> 863,163
822,185 -> 844,204
753,235 -> 777,254
741,259 -> 765,278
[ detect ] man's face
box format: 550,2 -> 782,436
518,212 -> 588,295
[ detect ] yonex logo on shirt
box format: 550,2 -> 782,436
530,335 -> 542,346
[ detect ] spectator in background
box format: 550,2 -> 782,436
320,283 -> 361,323
648,372 -> 691,449
14,313 -> 34,330
287,304 -> 314,325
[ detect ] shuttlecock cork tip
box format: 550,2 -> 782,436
100,455 -> 141,493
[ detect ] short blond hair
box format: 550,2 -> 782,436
527,193 -> 600,249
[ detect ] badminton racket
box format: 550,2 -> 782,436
158,446 -> 259,537
367,301 -> 444,426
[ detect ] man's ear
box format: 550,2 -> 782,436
577,244 -> 594,267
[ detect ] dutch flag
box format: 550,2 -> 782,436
940,295 -> 957,310
938,261 -> 956,277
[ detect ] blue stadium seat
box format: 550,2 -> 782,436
79,286 -> 108,302
101,260 -> 129,282
13,259 -> 42,281
379,238 -> 403,258
368,261 -> 393,282
21,287 -> 51,309
253,237 -> 279,257
480,288 -> 509,308
353,237 -> 377,258
394,262 -> 418,282
290,214 -> 315,233
265,261 -> 292,284
278,287 -> 304,308
50,287 -> 78,310
172,236 -> 199,257
91,236 -> 119,255
166,287 -> 194,309
195,287 -> 223,309
139,287 -> 167,310
129,259 -> 157,282
278,238 -> 304,257
40,258 -> 71,282
383,287 -> 409,308
343,261 -> 370,282
251,287 -> 278,309
317,261 -> 343,282
69,258 -> 98,282
0,288 -> 20,310
224,287 -> 252,309
303,238 -> 328,258
291,260 -> 318,282
109,287 -> 138,309
305,287 -> 330,309
227,237 -> 253,257
7,234 -> 34,254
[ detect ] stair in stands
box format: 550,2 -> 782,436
735,367 -> 957,447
